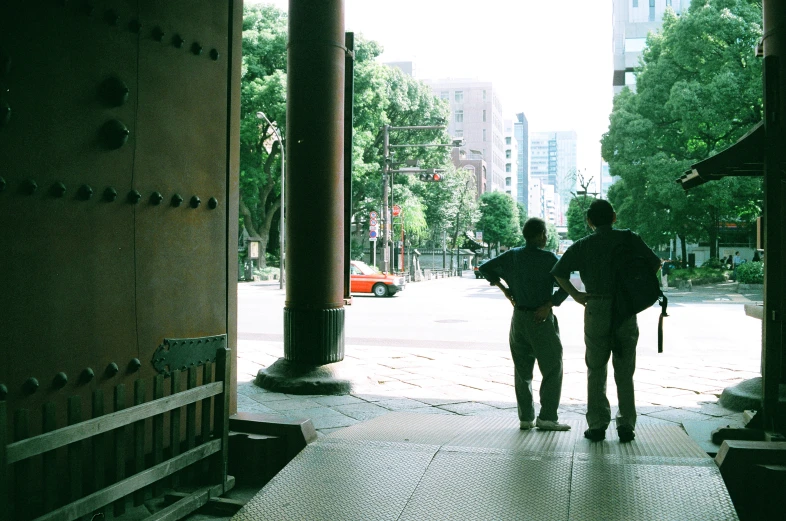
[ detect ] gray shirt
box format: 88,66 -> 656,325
551,225 -> 660,295
479,244 -> 569,309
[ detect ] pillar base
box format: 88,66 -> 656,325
719,377 -> 786,411
284,307 -> 344,364
255,358 -> 352,395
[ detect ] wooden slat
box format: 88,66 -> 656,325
67,396 -> 83,503
113,384 -> 126,518
185,367 -> 197,483
152,375 -> 165,497
14,408 -> 31,520
92,391 -> 105,495
32,440 -> 221,521
6,382 -> 222,464
200,362 -> 213,477
42,402 -> 59,514
213,348 -> 231,491
145,485 -> 212,521
170,370 -> 181,490
0,402 -> 9,520
133,380 -> 146,506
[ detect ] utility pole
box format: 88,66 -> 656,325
380,124 -> 453,273
382,124 -> 390,272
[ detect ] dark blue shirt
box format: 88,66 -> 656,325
478,244 -> 569,309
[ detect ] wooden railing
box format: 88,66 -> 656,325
1,348 -> 232,521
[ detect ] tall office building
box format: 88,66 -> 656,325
425,79 -> 506,193
513,113 -> 529,210
600,161 -> 615,199
613,0 -> 691,94
529,131 -> 577,225
503,119 -> 518,201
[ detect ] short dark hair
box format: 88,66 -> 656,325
587,199 -> 615,227
523,217 -> 547,242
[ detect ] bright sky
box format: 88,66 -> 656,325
253,0 -> 614,177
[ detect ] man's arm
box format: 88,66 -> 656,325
554,276 -> 588,306
493,281 -> 515,307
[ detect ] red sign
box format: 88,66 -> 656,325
392,205 -> 402,217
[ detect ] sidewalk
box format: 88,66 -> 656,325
236,281 -> 761,450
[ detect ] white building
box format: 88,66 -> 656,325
503,119 -> 518,201
513,113 -> 529,210
613,0 -> 692,94
425,79 -> 506,193
529,131 -> 577,225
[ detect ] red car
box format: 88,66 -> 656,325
350,260 -> 405,297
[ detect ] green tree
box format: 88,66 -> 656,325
601,0 -> 763,260
545,223 -> 559,252
566,196 -> 597,241
239,8 -> 468,266
477,192 -> 520,254
238,4 -> 288,266
348,37 -> 454,260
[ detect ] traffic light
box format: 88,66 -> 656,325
418,169 -> 445,182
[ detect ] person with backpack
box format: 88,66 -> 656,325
551,200 -> 661,443
479,217 -> 572,432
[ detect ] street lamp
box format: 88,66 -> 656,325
256,111 -> 285,289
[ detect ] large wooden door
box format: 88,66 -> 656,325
0,0 -> 239,433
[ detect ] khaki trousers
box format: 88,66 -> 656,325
509,309 -> 564,422
584,300 -> 638,430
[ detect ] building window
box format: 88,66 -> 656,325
505,150 -> 511,159
455,129 -> 463,138
505,178 -> 511,187
440,91 -> 449,100
649,0 -> 655,20
454,90 -> 463,103
666,0 -> 672,5
455,110 -> 463,123
482,90 -> 487,101
505,164 -> 511,173
482,129 -> 486,141
632,0 -> 638,7
505,137 -> 511,145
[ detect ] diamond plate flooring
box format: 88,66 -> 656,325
232,412 -> 738,521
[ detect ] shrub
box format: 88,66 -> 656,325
702,257 -> 724,269
669,267 -> 728,286
736,262 -> 764,284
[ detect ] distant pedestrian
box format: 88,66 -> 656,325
479,217 -> 571,432
753,250 -> 761,262
551,200 -> 660,443
733,251 -> 743,280
661,259 -> 672,289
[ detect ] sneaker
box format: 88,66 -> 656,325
584,428 -> 606,441
536,418 -> 571,431
519,420 -> 535,430
617,426 -> 635,443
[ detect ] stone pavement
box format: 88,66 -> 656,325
236,281 -> 763,447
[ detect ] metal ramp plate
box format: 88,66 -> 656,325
232,412 -> 738,521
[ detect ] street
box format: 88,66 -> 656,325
236,272 -> 762,436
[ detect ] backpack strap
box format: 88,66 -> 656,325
657,294 -> 669,353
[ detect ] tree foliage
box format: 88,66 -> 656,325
239,4 -> 289,266
566,196 -> 597,241
240,6 -> 480,266
601,0 -> 763,258
477,192 -> 520,251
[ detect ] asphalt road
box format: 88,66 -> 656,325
238,272 -> 763,374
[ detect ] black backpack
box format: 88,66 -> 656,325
611,230 -> 669,352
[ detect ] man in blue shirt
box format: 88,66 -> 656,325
479,217 -> 571,431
